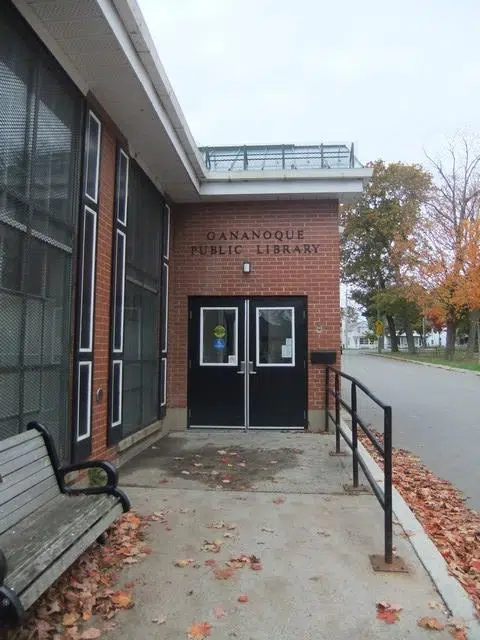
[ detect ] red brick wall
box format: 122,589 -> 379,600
91,123 -> 116,460
168,200 -> 340,419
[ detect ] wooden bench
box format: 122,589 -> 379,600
0,422 -> 130,628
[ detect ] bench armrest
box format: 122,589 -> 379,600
60,460 -> 118,488
63,486 -> 131,512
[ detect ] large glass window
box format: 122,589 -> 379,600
0,7 -> 82,458
122,162 -> 165,436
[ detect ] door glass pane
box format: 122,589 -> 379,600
200,308 -> 238,366
256,307 -> 295,366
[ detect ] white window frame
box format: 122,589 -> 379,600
112,229 -> 126,353
161,357 -> 167,406
76,361 -> 92,441
162,263 -> 169,353
111,360 -> 123,428
78,205 -> 97,353
256,306 -> 295,367
164,204 -> 170,259
200,306 -> 238,367
116,149 -> 129,225
84,111 -> 101,204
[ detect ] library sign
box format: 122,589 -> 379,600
190,229 -> 321,256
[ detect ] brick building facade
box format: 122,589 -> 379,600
0,0 -> 372,465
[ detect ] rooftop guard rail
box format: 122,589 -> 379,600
199,143 -> 362,172
325,366 -> 393,565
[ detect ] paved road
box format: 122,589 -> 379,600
342,351 -> 480,511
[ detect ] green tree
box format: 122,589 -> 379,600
341,160 -> 431,353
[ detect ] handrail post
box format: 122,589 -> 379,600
324,367 -> 329,431
351,381 -> 359,487
384,406 -> 393,563
335,371 -> 340,453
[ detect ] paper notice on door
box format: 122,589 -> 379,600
285,338 -> 292,347
228,355 -> 237,365
282,344 -> 292,359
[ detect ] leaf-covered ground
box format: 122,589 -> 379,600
359,429 -> 480,618
3,512 -> 151,640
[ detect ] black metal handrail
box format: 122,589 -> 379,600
325,366 -> 393,564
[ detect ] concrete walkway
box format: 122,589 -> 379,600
114,432 -> 469,639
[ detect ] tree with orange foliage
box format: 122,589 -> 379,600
413,136 -> 480,359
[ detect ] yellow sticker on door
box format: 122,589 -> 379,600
213,325 -> 226,339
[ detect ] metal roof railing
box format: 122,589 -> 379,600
199,143 -> 362,172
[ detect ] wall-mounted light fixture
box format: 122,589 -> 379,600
242,260 -> 251,274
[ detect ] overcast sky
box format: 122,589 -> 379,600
137,0 -> 479,167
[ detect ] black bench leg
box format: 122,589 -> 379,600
0,586 -> 24,629
97,532 -> 108,545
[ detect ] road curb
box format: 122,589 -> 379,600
340,419 -> 479,638
367,352 -> 480,376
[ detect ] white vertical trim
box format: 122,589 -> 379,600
85,111 -> 101,204
76,361 -> 92,441
117,149 -> 129,225
113,229 -> 126,353
111,360 -> 123,427
162,263 -> 169,353
161,357 -> 167,406
199,307 -> 238,366
79,206 -> 97,353
255,306 -> 295,367
164,204 -> 170,259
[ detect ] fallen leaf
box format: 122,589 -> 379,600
471,559 -> 480,571
214,567 -> 235,580
449,629 -> 467,640
222,479 -> 231,484
204,559 -> 217,567
317,530 -> 331,537
111,591 -> 134,609
418,616 -> 445,630
376,602 -> 401,624
217,450 -> 227,455
237,595 -> 248,603
224,532 -> 234,538
187,621 -> 212,639
251,562 -> 263,571
80,629 -> 102,639
270,460 -> 278,464
273,497 -> 285,504
194,463 -> 203,467
181,470 -> 190,475
261,527 -> 274,533
175,558 -> 194,567
151,616 -> 167,625
141,545 -> 153,554
202,540 -> 223,553
213,606 -> 227,619
124,581 -> 135,589
63,613 -> 78,627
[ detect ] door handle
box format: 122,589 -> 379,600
248,361 -> 257,375
237,361 -> 245,375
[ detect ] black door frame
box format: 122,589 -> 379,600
187,295 -> 308,430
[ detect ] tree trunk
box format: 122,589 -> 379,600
445,321 -> 457,360
386,315 -> 398,352
467,310 -> 480,357
404,318 -> 416,354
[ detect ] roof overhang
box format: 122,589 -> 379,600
13,0 -> 372,204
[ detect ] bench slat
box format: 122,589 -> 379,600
21,502 -> 122,611
0,463 -> 56,506
0,434 -> 46,468
0,493 -> 122,608
0,483 -> 60,536
1,445 -> 49,478
0,430 -> 38,454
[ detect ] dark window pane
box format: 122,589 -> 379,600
79,207 -> 96,351
77,362 -> 91,439
0,5 -> 80,460
111,361 -> 122,426
113,230 -> 125,352
85,113 -> 100,201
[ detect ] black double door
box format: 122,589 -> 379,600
188,296 -> 307,429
